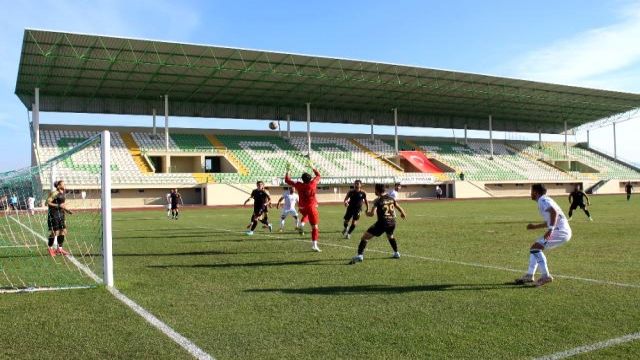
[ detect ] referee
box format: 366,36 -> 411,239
568,185 -> 592,221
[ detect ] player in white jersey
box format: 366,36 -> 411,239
165,191 -> 172,218
27,196 -> 35,215
388,183 -> 401,201
515,184 -> 572,287
276,187 -> 300,232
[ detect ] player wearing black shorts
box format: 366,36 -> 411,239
169,189 -> 184,220
243,181 -> 272,235
568,185 -> 592,221
350,184 -> 407,264
626,182 -> 633,201
342,180 -> 368,239
46,180 -> 73,257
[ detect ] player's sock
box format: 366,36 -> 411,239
280,219 -> 285,229
57,235 -> 65,247
357,239 -> 367,255
311,227 -> 319,241
343,221 -> 349,233
250,220 -> 258,231
532,250 -> 549,276
568,209 -> 574,218
584,209 -> 591,218
48,235 -> 55,247
388,238 -> 398,252
528,250 -> 539,275
348,224 -> 356,234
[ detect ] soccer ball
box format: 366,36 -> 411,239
269,121 -> 278,130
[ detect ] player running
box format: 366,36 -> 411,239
350,184 -> 407,264
567,185 -> 592,221
165,190 -> 172,218
342,180 -> 368,239
243,181 -> 272,235
515,184 -> 572,287
276,187 -> 300,232
46,180 -> 73,257
169,189 -> 184,220
388,182 -> 401,200
285,161 -> 322,252
626,181 -> 633,201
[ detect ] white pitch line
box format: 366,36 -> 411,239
215,228 -> 640,289
0,285 -> 92,294
534,331 -> 640,360
8,216 -> 214,360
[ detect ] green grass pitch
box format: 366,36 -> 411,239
1,194 -> 639,359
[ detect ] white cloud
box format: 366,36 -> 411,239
508,2 -> 640,91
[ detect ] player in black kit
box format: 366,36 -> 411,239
169,188 -> 184,220
244,181 -> 272,235
568,185 -> 592,221
342,180 -> 368,239
626,182 -> 633,201
350,184 -> 407,264
47,180 -> 73,257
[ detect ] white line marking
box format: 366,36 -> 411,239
534,331 -> 640,360
0,285 -> 92,294
8,216 -> 214,360
215,228 -> 640,289
0,244 -> 40,248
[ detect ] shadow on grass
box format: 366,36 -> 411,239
115,249 -> 307,257
148,258 -> 340,269
245,283 -> 527,295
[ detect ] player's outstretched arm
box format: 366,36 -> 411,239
343,192 -> 350,207
243,197 -> 252,207
395,201 -> 406,219
366,204 -> 376,217
276,196 -> 284,209
526,222 -> 547,230
364,198 -> 369,212
584,192 -> 591,205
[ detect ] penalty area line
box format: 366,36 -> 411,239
534,331 -> 640,360
215,228 -> 640,289
8,216 -> 215,360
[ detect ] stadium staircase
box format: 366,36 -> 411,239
585,179 -> 608,194
205,134 -> 249,176
121,133 -> 153,173
348,139 -> 403,173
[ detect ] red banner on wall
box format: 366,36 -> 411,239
399,151 -> 443,173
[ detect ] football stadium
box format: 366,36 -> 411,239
2,12 -> 640,360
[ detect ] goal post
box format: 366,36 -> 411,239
0,130 -> 113,292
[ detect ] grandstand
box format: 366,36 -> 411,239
13,29 -> 640,206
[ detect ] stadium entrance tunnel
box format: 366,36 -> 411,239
552,160 -> 599,174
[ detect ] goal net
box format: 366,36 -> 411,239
0,131 -> 112,292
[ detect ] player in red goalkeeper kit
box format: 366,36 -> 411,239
285,162 -> 321,252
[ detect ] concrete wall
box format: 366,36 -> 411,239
171,156 -> 202,173
62,188 -> 203,208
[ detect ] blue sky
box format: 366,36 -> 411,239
1,0 -> 640,171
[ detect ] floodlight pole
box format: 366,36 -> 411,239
488,115 -> 494,158
393,108 -> 399,154
33,88 -> 40,149
152,108 -> 157,137
613,122 -> 617,160
286,114 -> 291,139
586,130 -> 590,148
101,130 -> 114,287
164,95 -> 169,152
564,120 -> 568,158
464,124 -> 468,145
306,103 -> 311,156
370,118 -> 375,141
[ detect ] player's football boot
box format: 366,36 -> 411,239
392,252 -> 400,259
349,255 -> 363,264
268,224 -> 273,232
535,276 -> 554,287
311,245 -> 322,252
48,247 -> 57,257
56,248 -> 70,256
245,230 -> 254,236
514,274 -> 534,285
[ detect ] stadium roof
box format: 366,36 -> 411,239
15,29 -> 640,133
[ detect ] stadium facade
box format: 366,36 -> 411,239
14,30 -> 640,207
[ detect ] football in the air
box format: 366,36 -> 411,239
269,121 -> 278,130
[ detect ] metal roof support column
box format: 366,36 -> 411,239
370,118 -> 375,142
613,122 -> 617,160
306,103 -> 311,156
464,124 -> 468,145
164,94 -> 169,152
277,118 -> 281,137
286,114 -> 291,139
564,120 -> 568,159
393,108 -> 398,155
538,129 -> 542,149
586,130 -> 590,148
152,108 -> 157,137
488,115 -> 494,159
33,88 -> 40,149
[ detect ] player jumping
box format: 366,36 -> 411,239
350,184 -> 407,264
567,185 -> 592,221
515,184 -> 572,287
285,161 -> 321,252
276,187 -> 300,232
244,181 -> 272,235
342,180 -> 368,239
46,180 -> 73,257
